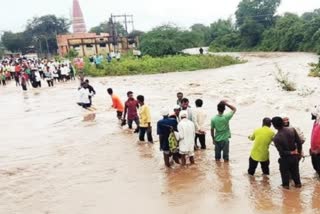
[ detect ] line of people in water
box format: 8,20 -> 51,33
0,57 -> 78,91
76,83 -> 320,189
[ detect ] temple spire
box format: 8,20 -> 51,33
73,0 -> 86,33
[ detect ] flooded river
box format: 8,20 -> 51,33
0,52 -> 320,213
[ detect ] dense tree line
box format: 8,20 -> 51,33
2,0 -> 320,57
1,15 -> 70,56
140,0 -> 320,56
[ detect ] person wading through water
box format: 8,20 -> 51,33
248,118 -> 275,176
272,116 -> 302,189
107,88 -> 124,121
176,110 -> 196,166
157,108 -> 180,167
123,91 -> 140,133
137,95 -> 153,143
310,105 -> 320,177
193,99 -> 207,150
211,100 -> 237,162
85,79 -> 96,106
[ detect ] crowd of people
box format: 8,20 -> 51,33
88,52 -> 122,68
3,54 -> 318,190
97,89 -> 320,190
0,56 -> 78,91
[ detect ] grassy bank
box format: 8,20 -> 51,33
84,54 -> 244,77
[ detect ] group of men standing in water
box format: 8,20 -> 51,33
79,84 -> 320,190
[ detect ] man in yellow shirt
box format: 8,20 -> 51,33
248,118 -> 275,176
137,95 -> 153,143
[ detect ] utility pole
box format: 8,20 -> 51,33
110,14 -> 134,35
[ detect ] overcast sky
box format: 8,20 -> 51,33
1,0 -> 320,33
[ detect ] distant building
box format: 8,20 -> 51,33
56,33 -> 131,57
73,0 -> 86,33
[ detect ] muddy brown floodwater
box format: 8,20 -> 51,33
1,51 -> 320,214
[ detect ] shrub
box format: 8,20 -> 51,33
65,48 -> 78,59
308,58 -> 320,77
84,54 -> 244,77
274,65 -> 296,91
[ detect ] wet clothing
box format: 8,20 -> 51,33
248,157 -> 270,176
78,87 -> 91,106
128,117 -> 140,130
214,140 -> 229,161
211,111 -> 235,161
177,118 -> 195,156
157,117 -> 178,152
274,127 -> 302,187
211,111 -> 234,142
111,94 -> 124,112
249,126 -> 275,162
139,127 -> 153,142
117,111 -> 123,118
311,153 -> 320,174
195,134 -> 206,149
279,156 -> 301,187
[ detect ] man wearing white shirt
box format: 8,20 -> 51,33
177,110 -> 196,166
77,82 -> 92,109
192,99 -> 207,150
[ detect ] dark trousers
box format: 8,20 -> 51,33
215,140 -> 229,161
89,96 -> 93,105
139,127 -> 153,142
311,153 -> 320,174
248,157 -> 270,175
195,133 -> 206,149
21,84 -> 27,91
279,156 -> 301,187
47,80 -> 54,87
128,117 -> 140,130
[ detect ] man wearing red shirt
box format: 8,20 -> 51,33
123,91 -> 140,133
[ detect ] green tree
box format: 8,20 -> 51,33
25,15 -> 70,55
208,19 -> 235,43
236,0 -> 281,28
89,21 -> 127,36
239,17 -> 264,47
140,25 -> 200,56
1,31 -> 31,53
208,19 -> 242,51
301,9 -> 320,52
260,13 -> 304,51
190,23 -> 210,45
235,0 -> 281,48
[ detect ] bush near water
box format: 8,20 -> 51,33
84,54 -> 243,77
309,62 -> 320,77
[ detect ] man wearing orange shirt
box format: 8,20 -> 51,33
107,88 -> 124,120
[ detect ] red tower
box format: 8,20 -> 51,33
73,0 -> 87,33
